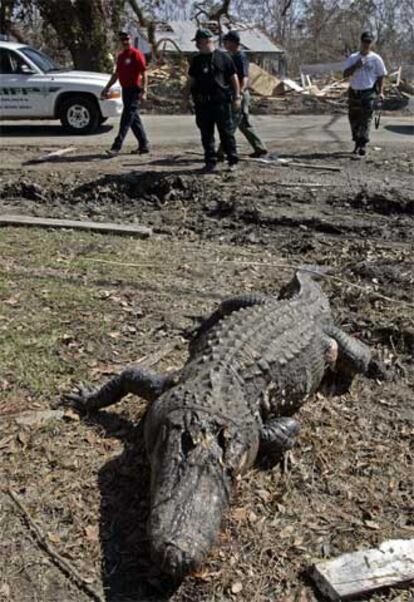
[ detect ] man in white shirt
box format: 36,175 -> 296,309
343,31 -> 387,156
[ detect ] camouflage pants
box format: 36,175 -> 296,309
348,87 -> 376,145
218,90 -> 267,155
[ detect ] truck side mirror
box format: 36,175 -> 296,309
20,63 -> 35,74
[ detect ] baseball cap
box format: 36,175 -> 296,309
361,31 -> 374,42
118,31 -> 130,39
223,31 -> 240,44
192,28 -> 214,41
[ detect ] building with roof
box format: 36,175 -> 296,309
127,20 -> 285,74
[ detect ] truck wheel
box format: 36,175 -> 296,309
60,96 -> 101,134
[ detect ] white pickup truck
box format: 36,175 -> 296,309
0,41 -> 122,134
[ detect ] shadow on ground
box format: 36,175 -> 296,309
23,153 -> 110,165
85,411 -> 180,601
0,124 -> 113,137
279,151 -> 351,160
384,124 -> 414,136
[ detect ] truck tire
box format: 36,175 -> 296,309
60,96 -> 101,134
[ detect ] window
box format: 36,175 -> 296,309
0,49 -> 27,74
20,47 -> 58,72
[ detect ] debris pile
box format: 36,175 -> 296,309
146,60 -> 188,113
251,65 -> 413,115
145,59 -> 413,115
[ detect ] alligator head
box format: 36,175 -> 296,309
145,407 -> 258,579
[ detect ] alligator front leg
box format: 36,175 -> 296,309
258,417 -> 300,466
62,367 -> 178,413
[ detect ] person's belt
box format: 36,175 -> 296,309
193,93 -> 228,103
350,87 -> 375,95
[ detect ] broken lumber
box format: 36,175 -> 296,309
0,215 -> 152,238
248,63 -> 282,96
24,147 -> 77,165
312,539 -> 414,600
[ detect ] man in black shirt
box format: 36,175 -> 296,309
184,28 -> 241,172
222,31 -> 267,158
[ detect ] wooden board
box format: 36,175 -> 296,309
249,63 -> 282,97
24,147 -> 77,165
0,215 -> 152,238
312,539 -> 414,600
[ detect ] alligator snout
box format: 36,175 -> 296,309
150,541 -> 201,580
147,424 -> 234,578
148,460 -> 231,578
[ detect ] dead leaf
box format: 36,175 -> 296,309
0,435 -> 14,450
17,430 -> 29,446
296,587 -> 311,602
85,525 -> 99,542
257,488 -> 271,503
0,582 -> 10,597
364,520 -> 380,530
63,408 -> 80,421
47,532 -> 61,544
248,511 -> 258,524
232,507 -> 248,522
231,581 -> 243,594
280,525 -> 295,538
85,431 -> 98,445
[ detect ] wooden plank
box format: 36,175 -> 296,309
312,539 -> 414,601
25,147 -> 77,165
0,215 -> 152,238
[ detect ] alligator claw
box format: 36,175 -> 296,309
59,384 -> 97,413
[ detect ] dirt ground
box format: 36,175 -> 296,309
0,136 -> 413,602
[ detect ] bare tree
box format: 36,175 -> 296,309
34,0 -> 124,71
126,0 -> 157,48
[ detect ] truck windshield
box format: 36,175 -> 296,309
20,47 -> 61,72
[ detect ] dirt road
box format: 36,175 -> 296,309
0,113 -> 413,602
0,113 -> 413,150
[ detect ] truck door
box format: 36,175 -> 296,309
0,48 -> 51,117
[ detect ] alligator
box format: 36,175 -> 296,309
63,267 -> 382,580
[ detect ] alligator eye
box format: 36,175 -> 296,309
181,431 -> 195,457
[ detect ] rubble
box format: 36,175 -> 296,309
145,59 -> 413,116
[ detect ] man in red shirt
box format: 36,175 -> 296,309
102,31 -> 149,156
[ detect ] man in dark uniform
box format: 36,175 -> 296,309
183,28 -> 241,173
343,31 -> 387,156
221,30 -> 267,158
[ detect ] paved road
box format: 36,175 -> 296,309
0,114 -> 413,148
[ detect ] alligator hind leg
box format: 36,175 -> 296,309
325,325 -> 372,374
321,324 -> 390,394
258,417 -> 300,466
62,367 -> 177,413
